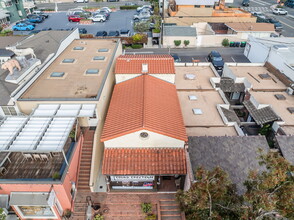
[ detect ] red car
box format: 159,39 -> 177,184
68,15 -> 82,22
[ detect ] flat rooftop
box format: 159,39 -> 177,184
175,66 -> 215,90
250,91 -> 294,126
20,39 -> 118,99
280,126 -> 294,135
186,126 -> 238,136
178,91 -> 225,127
229,66 -> 286,91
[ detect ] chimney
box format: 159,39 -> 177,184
142,63 -> 148,73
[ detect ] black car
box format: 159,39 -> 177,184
27,14 -> 44,21
95,31 -> 107,37
242,0 -> 249,6
171,53 -> 181,62
32,11 -> 49,19
79,28 -> 87,34
120,29 -> 130,37
108,31 -> 119,37
207,51 -> 224,72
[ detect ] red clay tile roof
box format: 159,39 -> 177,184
115,54 -> 175,74
101,75 -> 187,142
102,148 -> 187,175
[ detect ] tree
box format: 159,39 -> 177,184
0,208 -> 6,220
174,40 -> 181,47
133,22 -> 150,33
243,150 -> 294,220
222,38 -> 229,47
184,40 -> 190,47
176,167 -> 243,220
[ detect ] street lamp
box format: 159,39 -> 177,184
55,0 -> 58,12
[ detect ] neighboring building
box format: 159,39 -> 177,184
163,26 -> 197,48
225,23 -> 275,39
0,112 -> 85,219
0,0 -> 26,23
244,36 -> 294,82
115,54 -> 176,83
10,38 -> 122,194
22,0 -> 35,15
101,74 -> 187,191
187,136 -> 269,193
276,136 -> 294,165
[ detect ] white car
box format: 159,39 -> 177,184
136,5 -> 152,12
74,0 -> 88,2
89,14 -> 106,22
101,7 -> 112,13
272,8 -> 288,15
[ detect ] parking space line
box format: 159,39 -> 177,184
231,57 -> 236,62
279,20 -> 294,29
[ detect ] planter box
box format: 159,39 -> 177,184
79,19 -> 93,25
152,32 -> 161,38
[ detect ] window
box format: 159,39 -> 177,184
192,108 -> 203,115
1,106 -> 17,116
73,46 -> 84,50
194,5 -> 200,8
93,56 -> 105,61
50,72 -> 65,77
98,48 -> 109,52
62,59 -> 75,63
17,206 -> 56,218
188,95 -> 197,101
86,69 -> 99,74
140,132 -> 149,139
205,5 -> 211,8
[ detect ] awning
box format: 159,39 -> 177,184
9,192 -> 50,206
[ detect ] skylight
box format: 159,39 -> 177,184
185,74 -> 196,80
93,56 -> 105,61
192,108 -> 203,115
73,46 -> 84,50
98,48 -> 109,52
86,69 -> 99,74
50,72 -> 65,77
189,95 -> 197,101
62,59 -> 75,63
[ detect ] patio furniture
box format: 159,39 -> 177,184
0,167 -> 8,176
32,154 -> 41,161
23,153 -> 33,161
40,154 -> 49,162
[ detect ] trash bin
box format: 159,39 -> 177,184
229,41 -> 235,47
240,42 -> 246,47
235,42 -> 240,47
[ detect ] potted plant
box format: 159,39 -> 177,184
93,214 -> 104,220
63,209 -> 72,219
152,28 -> 161,38
69,129 -> 76,142
52,172 -> 60,180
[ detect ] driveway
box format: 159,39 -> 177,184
13,10 -> 137,36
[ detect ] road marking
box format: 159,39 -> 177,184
279,20 -> 294,29
250,0 -> 266,5
251,0 -> 272,5
231,57 -> 236,62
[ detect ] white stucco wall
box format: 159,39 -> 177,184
244,41 -> 269,63
163,36 -> 197,48
116,74 -> 175,84
104,129 -> 185,148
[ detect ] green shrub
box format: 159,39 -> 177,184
132,44 -> 143,49
276,5 -> 284,8
52,172 -> 60,180
184,40 -> 190,47
64,209 -> 71,218
0,26 -> 3,33
145,214 -> 156,220
141,203 -> 152,214
174,40 -> 181,47
132,33 -> 143,42
153,28 -> 160,33
120,5 -> 140,10
40,8 -> 54,11
222,38 -> 229,47
93,214 -> 104,220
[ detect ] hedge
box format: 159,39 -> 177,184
132,44 -> 143,49
120,5 -> 140,10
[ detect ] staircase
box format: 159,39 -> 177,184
77,128 -> 95,192
160,199 -> 182,220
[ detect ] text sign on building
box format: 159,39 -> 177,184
110,175 -> 155,182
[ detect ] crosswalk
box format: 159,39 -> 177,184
240,6 -> 272,12
251,0 -> 272,6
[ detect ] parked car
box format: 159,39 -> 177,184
171,53 -> 181,62
98,11 -> 110,19
95,31 -> 107,37
79,28 -> 87,34
272,8 -> 288,15
267,18 -> 283,30
251,12 -> 266,19
108,30 -> 120,37
136,5 -> 152,12
207,51 -> 224,72
29,30 -> 41,34
13,23 -> 35,31
32,11 -> 49,19
68,15 -> 83,22
285,0 -> 294,8
42,27 -> 52,31
101,7 -> 112,13
133,12 -> 151,21
27,15 -> 43,23
242,0 -> 250,6
89,14 -> 106,22
74,0 -> 88,2
120,29 -> 130,37
16,19 -> 36,27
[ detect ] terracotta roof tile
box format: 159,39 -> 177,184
102,148 -> 187,175
115,54 -> 175,74
101,75 -> 187,141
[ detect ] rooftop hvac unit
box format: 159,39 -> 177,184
286,87 -> 294,95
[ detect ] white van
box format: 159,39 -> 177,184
74,0 -> 88,3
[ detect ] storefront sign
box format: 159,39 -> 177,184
110,175 -> 154,182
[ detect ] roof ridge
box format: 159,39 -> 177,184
142,75 -> 146,128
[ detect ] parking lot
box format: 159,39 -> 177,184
13,10 -> 137,36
